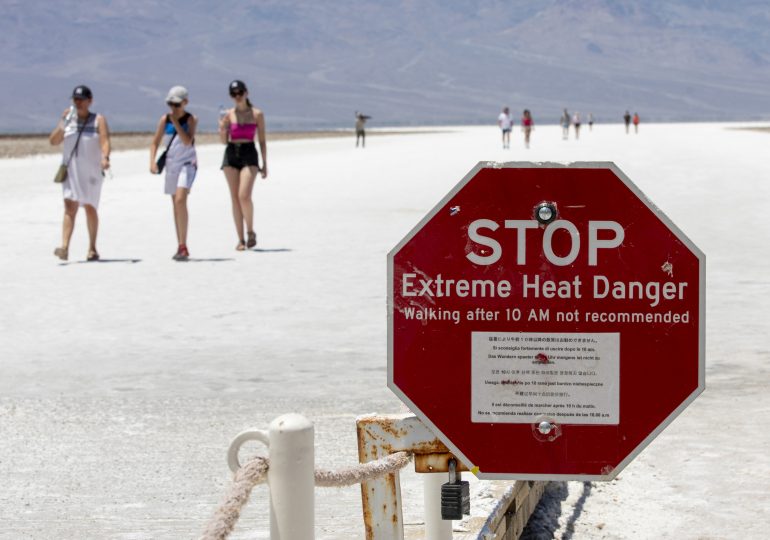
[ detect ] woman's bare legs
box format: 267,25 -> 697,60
224,166 -> 245,246
61,199 -> 78,249
224,165 -> 258,248
171,187 -> 189,245
55,199 -> 79,260
83,203 -> 99,258
238,166 -> 258,240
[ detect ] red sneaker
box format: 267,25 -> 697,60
172,244 -> 189,261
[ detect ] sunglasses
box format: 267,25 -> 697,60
166,102 -> 182,108
229,91 -> 244,97
73,97 -> 87,102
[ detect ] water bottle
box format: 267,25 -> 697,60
63,105 -> 76,126
217,105 -> 228,131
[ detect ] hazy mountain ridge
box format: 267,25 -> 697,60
1,0 -> 768,132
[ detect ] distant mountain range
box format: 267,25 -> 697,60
2,0 -> 768,132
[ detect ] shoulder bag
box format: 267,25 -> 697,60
54,113 -> 92,183
155,113 -> 191,174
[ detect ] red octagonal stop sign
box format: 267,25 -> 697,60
388,162 -> 705,480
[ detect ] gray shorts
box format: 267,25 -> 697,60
165,162 -> 197,194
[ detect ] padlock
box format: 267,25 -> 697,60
441,458 -> 470,520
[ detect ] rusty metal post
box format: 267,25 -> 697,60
356,413 -> 454,540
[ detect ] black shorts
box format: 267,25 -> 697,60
221,142 -> 260,170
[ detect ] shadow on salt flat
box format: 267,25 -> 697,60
521,481 -> 593,539
61,258 -> 143,265
182,258 -> 236,263
249,248 -> 293,253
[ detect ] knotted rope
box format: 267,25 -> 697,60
200,451 -> 412,540
200,456 -> 270,540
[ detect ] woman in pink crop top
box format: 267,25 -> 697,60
218,79 -> 268,251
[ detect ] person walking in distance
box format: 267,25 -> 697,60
624,110 -> 631,134
572,111 -> 581,140
150,86 -> 198,261
219,80 -> 268,250
588,113 -> 594,131
498,106 -> 513,149
521,109 -> 534,149
633,112 -> 640,134
355,111 -> 370,148
560,109 -> 571,140
49,85 -> 111,262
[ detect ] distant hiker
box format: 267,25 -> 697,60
355,111 -> 371,148
498,106 -> 513,149
572,112 -> 581,140
219,80 -> 268,251
560,109 -> 571,140
588,113 -> 594,131
521,109 -> 534,148
49,84 -> 111,262
624,110 -> 631,134
633,112 -> 640,133
150,86 -> 198,261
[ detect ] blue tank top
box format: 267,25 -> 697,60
162,113 -> 196,164
165,112 -> 191,135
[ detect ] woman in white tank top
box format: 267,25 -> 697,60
48,85 -> 111,262
150,86 -> 198,261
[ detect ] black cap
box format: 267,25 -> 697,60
72,85 -> 93,99
229,80 -> 247,94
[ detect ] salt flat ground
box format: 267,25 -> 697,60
0,122 -> 768,539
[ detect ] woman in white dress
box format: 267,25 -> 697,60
48,85 -> 111,261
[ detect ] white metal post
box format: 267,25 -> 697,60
268,413 -> 315,540
423,472 -> 453,540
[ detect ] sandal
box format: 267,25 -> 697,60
247,231 -> 257,248
54,247 -> 68,261
236,240 -> 246,251
86,250 -> 100,262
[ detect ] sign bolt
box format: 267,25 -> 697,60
534,202 -> 558,225
538,421 -> 554,435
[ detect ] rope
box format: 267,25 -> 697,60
200,456 -> 269,540
315,451 -> 412,487
200,452 -> 412,540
